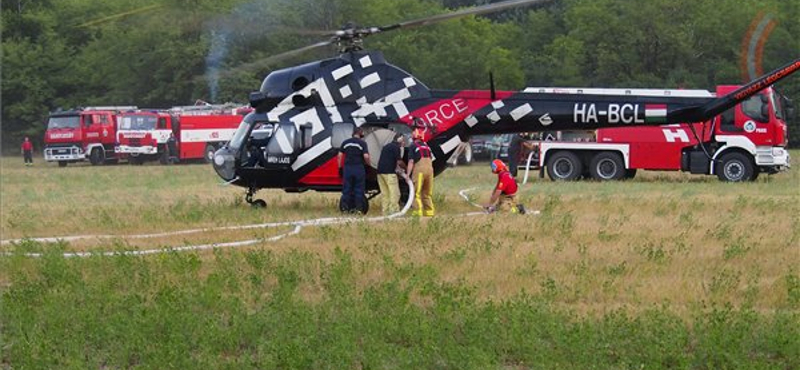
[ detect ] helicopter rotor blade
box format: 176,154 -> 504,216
244,39 -> 333,65
378,0 -> 551,33
201,0 -> 551,81
201,40 -> 333,81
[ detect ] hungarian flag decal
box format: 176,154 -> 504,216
645,104 -> 667,123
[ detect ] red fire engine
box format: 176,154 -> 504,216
115,104 -> 250,164
522,85 -> 792,182
43,106 -> 137,167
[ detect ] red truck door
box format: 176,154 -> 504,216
715,87 -> 774,146
83,113 -> 113,145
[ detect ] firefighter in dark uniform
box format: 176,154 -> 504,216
406,128 -> 435,217
338,127 -> 370,213
167,132 -> 179,164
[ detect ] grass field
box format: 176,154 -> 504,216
1,154 -> 799,369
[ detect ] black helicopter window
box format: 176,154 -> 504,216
331,122 -> 355,149
292,94 -> 312,107
292,76 -> 310,91
266,123 -> 300,155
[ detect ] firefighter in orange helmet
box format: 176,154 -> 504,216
406,126 -> 435,217
485,159 -> 525,214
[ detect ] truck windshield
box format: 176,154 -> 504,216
47,116 -> 80,129
118,115 -> 158,130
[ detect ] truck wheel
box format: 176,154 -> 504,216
205,144 -> 216,164
547,151 -> 583,181
716,152 -> 755,182
89,148 -> 104,166
58,161 -> 68,168
589,152 -> 625,181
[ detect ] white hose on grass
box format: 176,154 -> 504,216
2,178 -> 537,258
2,176 -> 416,258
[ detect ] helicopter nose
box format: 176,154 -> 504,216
212,146 -> 237,181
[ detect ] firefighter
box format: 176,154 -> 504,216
485,159 -> 525,214
406,128 -> 435,217
377,133 -> 406,215
338,127 -> 370,214
167,132 -> 179,164
21,137 -> 34,166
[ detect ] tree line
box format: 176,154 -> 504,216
2,0 -> 798,152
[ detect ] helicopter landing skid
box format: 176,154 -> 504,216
245,186 -> 267,208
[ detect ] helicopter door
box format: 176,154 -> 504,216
331,122 -> 355,149
264,123 -> 299,165
363,128 -> 397,169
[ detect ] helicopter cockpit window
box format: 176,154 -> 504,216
250,123 -> 274,140
228,120 -> 251,151
331,122 -> 355,149
266,123 -> 300,156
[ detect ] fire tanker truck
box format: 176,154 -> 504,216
524,85 -> 792,182
115,104 -> 250,164
43,106 -> 136,167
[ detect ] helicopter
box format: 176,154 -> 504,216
211,0 -> 800,211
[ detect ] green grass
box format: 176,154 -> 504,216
1,154 -> 799,369
2,246 -> 798,370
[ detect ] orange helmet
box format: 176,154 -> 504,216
491,159 -> 508,173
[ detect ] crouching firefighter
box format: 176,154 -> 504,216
406,129 -> 435,217
485,159 -> 526,214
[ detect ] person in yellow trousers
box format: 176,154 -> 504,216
377,133 -> 406,215
406,129 -> 435,217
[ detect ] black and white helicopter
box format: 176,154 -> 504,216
210,0 -> 800,210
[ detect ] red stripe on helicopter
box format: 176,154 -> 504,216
401,90 -> 515,139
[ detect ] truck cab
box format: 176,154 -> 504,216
115,112 -> 175,164
44,107 -> 131,167
116,104 -> 250,165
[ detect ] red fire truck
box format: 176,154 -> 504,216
43,106 -> 137,167
115,104 -> 250,164
523,85 -> 792,182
